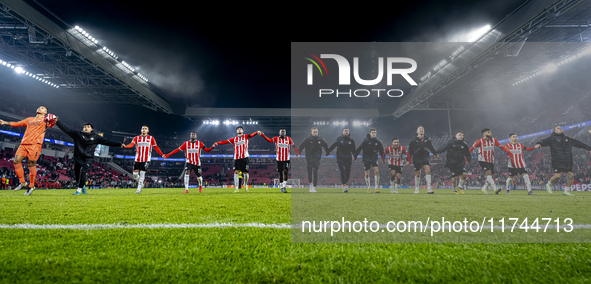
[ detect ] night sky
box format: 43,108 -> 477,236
37,0 -> 523,109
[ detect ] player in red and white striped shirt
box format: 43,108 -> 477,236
382,138 -> 407,193
504,133 -> 536,195
124,126 -> 164,194
260,129 -> 300,193
164,132 -> 216,194
469,128 -> 513,194
214,126 -> 260,192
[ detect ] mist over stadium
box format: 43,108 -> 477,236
2,0 -> 591,282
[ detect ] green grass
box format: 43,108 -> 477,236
1,187 -> 591,283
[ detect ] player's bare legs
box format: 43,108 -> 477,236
364,169 -> 371,193
544,172 -> 561,194
564,172 -> 575,196
373,166 -> 380,193
389,170 -> 398,193
423,165 -> 433,194
133,169 -> 146,193
12,155 -> 28,190
234,169 -> 249,192
482,169 -> 494,194
451,174 -> 466,194
184,169 -> 191,193
523,174 -> 535,195
27,159 -> 37,189
414,169 -> 421,194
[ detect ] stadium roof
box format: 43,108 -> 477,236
386,0 -> 591,118
0,0 -> 173,113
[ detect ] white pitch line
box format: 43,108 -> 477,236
1,223 -> 591,230
0,223 -> 291,230
296,223 -> 591,230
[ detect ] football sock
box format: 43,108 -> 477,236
243,173 -> 249,187
77,188 -> 82,193
390,179 -> 395,186
234,173 -> 239,188
28,166 -> 36,187
15,165 -> 25,183
426,175 -> 432,189
458,179 -> 465,188
506,177 -> 513,191
523,174 -> 532,192
365,177 -> 370,188
198,177 -> 203,187
184,174 -> 190,190
486,175 -> 496,189
133,172 -> 139,181
374,175 -> 379,189
138,171 -> 145,188
415,177 -> 420,189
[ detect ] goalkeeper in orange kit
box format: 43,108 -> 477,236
0,106 -> 57,195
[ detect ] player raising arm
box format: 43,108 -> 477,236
260,129 -> 300,193
534,126 -> 591,196
55,120 -> 125,195
164,132 -> 215,194
214,126 -> 259,193
123,126 -> 165,194
0,106 -> 56,195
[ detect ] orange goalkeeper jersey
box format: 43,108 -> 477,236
10,117 -> 47,145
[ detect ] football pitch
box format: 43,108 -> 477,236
1,187 -> 591,283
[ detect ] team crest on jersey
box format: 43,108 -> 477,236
90,137 -> 94,140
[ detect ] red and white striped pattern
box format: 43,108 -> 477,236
272,136 -> 293,161
133,135 -> 157,162
180,140 -> 204,166
228,135 -> 250,159
505,143 -> 527,168
385,145 -> 406,166
473,137 -> 500,163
